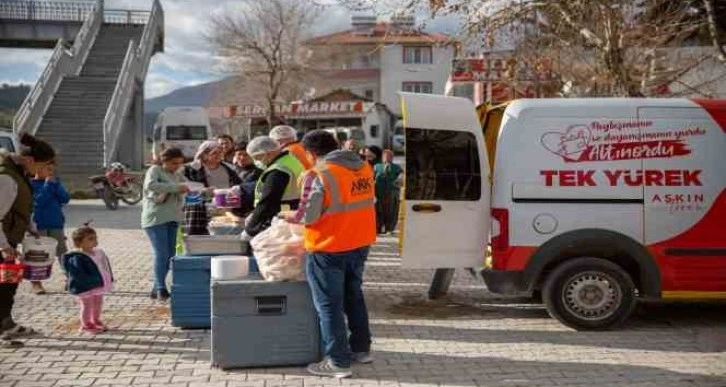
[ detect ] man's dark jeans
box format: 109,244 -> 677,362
305,246 -> 372,368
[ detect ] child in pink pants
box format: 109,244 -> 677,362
61,223 -> 114,334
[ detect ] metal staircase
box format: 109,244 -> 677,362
4,0 -> 164,186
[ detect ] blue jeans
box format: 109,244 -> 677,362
305,246 -> 372,368
144,222 -> 179,291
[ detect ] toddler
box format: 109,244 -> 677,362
61,223 -> 114,334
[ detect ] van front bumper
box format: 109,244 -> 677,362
481,269 -> 531,296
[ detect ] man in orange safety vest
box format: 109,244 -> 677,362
298,129 -> 376,378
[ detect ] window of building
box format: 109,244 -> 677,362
370,125 -> 379,138
360,54 -> 370,68
402,82 -> 433,94
364,89 -> 374,99
405,128 -> 481,201
403,46 -> 433,64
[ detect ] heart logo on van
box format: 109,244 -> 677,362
541,125 -> 592,161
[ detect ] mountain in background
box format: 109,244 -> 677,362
0,84 -> 30,128
143,78 -> 224,137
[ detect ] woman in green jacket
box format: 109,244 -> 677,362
141,148 -> 189,300
374,149 -> 403,235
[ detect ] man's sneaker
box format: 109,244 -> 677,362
306,358 -> 352,378
352,352 -> 374,364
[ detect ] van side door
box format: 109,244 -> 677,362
639,104 -> 726,295
399,93 -> 491,269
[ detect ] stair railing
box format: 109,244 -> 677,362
102,0 -> 163,166
12,0 -> 104,135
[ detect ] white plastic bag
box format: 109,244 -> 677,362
250,218 -> 305,281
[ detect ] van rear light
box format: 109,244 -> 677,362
491,208 -> 509,252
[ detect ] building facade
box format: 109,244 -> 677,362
307,15 -> 456,116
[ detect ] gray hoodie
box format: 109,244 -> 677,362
303,150 -> 368,225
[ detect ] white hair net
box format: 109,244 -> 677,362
269,125 -> 297,142
246,136 -> 280,157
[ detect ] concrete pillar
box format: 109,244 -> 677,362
115,81 -> 144,170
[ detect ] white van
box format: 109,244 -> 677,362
399,93 -> 726,330
152,107 -> 212,161
0,130 -> 19,153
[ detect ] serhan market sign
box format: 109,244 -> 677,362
225,101 -> 374,118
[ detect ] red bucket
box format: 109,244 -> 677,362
0,263 -> 24,284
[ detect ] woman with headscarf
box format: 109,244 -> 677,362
182,141 -> 242,235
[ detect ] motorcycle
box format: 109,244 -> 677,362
89,162 -> 143,210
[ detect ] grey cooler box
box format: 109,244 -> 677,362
211,275 -> 321,369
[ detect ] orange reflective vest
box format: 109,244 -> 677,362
286,142 -> 313,170
304,162 -> 377,253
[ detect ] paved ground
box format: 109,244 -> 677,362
1,200 -> 725,387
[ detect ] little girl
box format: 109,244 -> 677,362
61,223 -> 114,334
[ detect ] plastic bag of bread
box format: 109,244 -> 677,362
250,218 -> 305,281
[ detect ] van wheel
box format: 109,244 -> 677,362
543,257 -> 636,331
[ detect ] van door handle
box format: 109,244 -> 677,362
412,203 -> 442,213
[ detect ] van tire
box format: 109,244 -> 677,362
543,257 -> 636,331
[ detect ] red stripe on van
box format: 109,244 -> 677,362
692,99 -> 726,132
492,246 -> 537,271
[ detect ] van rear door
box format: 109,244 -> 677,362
639,103 -> 726,294
399,93 -> 491,269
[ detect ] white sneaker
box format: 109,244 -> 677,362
352,352 -> 374,364
306,358 -> 352,378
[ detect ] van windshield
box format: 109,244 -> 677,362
166,126 -> 208,141
0,137 -> 14,152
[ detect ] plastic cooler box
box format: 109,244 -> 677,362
170,256 -> 212,329
170,255 -> 259,329
211,274 -> 321,369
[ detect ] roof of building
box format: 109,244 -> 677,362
306,22 -> 451,45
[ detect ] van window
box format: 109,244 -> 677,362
405,128 -> 481,201
0,137 -> 14,153
166,126 -> 208,141
350,130 -> 366,141
152,124 -> 161,141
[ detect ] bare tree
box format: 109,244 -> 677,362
207,0 -> 322,126
702,0 -> 726,63
347,0 -> 726,97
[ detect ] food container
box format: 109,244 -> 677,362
184,182 -> 205,192
213,189 -> 241,208
211,256 -> 250,280
0,263 -> 24,284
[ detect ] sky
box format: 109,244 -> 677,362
0,0 -> 459,99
